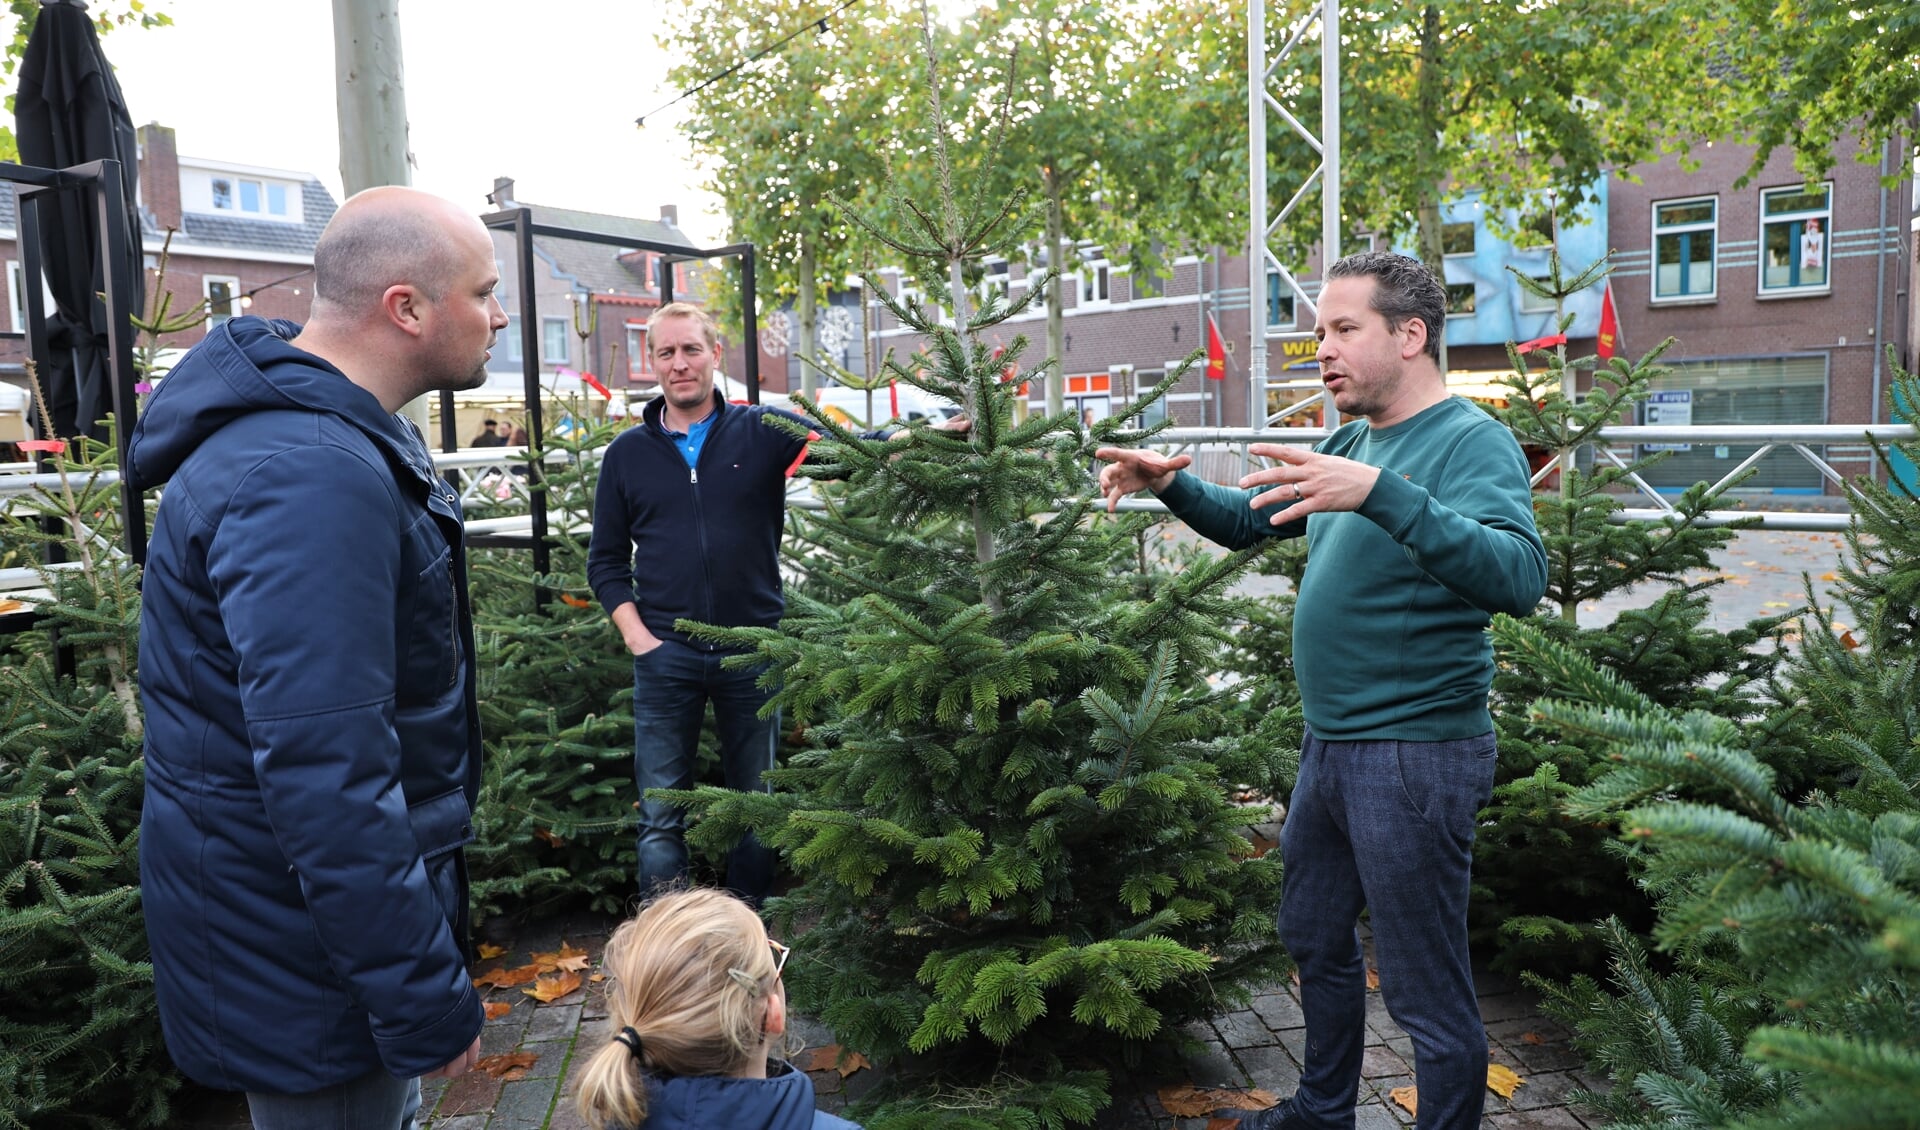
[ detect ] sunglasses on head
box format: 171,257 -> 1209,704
768,937 -> 791,979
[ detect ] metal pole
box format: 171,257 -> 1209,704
1321,0 -> 1341,428
1247,0 -> 1267,428
507,208 -> 551,589
93,160 -> 145,567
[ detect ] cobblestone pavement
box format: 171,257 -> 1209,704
170,531 -> 1862,1129
169,901 -> 1602,1130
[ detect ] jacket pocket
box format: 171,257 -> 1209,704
408,786 -> 476,860
401,545 -> 459,698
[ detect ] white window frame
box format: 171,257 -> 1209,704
1444,281 -> 1476,319
542,316 -> 570,364
1078,259 -> 1111,308
1757,181 -> 1833,296
1651,195 -> 1718,303
204,274 -> 241,325
210,177 -> 235,211
978,258 -> 1011,305
1265,271 -> 1297,328
267,182 -> 290,217
626,325 -> 647,378
7,260 -> 56,334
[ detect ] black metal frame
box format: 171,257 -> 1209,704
0,158 -> 142,656
456,209 -> 759,569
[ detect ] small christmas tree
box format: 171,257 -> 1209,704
0,374 -> 173,1128
1500,351 -> 1920,1128
663,35 -> 1288,1127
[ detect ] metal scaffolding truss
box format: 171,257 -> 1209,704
1249,0 -> 1340,428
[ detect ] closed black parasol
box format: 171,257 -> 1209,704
13,0 -> 144,440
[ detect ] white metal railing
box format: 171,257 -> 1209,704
2,424 -> 1914,566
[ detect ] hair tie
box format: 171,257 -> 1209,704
612,1026 -> 645,1061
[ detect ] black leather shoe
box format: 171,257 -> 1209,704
1236,1095 -> 1306,1129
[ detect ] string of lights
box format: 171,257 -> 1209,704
634,0 -> 865,127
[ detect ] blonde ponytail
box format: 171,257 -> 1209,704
575,889 -> 783,1129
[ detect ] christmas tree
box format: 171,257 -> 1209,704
662,34 -> 1289,1127
1506,350 -> 1920,1128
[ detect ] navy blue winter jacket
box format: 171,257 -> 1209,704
587,391 -> 818,646
128,316 -> 485,1093
629,1060 -> 860,1130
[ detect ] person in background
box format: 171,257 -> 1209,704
573,888 -> 858,1130
1096,251 -> 1546,1130
129,186 -> 503,1129
471,418 -> 505,447
587,302 -> 964,905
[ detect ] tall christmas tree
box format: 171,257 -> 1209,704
665,32 -> 1288,1127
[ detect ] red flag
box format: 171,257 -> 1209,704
580,371 -> 612,400
889,380 -> 900,420
1596,282 -> 1619,361
1205,314 -> 1226,380
1514,333 -> 1567,354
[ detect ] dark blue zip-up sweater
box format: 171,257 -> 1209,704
588,392 -> 817,647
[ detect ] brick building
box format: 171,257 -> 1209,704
854,134 -> 1912,496
1,122 -> 337,437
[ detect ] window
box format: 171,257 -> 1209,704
1130,369 -> 1169,428
542,317 -> 570,364
502,315 -> 524,363
627,326 -> 647,378
204,275 -> 240,325
979,258 -> 1010,305
1079,259 -> 1110,306
1441,221 -> 1476,257
1513,211 -> 1555,249
1445,282 -> 1476,317
209,175 -> 294,218
1653,197 -> 1716,300
7,260 -> 56,333
1265,272 -> 1296,327
1759,183 -> 1831,293
1518,276 -> 1555,314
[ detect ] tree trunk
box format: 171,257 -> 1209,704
332,0 -> 426,428
1414,4 -> 1449,377
1045,166 -> 1066,418
798,232 -> 818,396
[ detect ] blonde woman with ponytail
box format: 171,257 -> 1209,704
575,889 -> 861,1130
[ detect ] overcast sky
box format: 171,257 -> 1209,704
95,0 -> 729,242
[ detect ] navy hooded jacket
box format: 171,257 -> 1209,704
586,391 -> 817,646
632,1061 -> 860,1130
128,316 -> 485,1093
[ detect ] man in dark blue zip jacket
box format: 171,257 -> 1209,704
129,187 -> 505,1129
586,303 -> 963,903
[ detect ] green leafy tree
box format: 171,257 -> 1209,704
660,0 -> 914,393
662,39 -> 1289,1126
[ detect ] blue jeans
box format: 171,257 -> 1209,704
633,639 -> 778,902
1278,729 -> 1496,1130
246,1072 -> 418,1130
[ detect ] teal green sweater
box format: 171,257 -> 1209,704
1160,397 -> 1545,740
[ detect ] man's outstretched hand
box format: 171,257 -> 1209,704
1093,447 -> 1192,513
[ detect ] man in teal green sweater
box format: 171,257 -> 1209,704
1097,251 -> 1546,1130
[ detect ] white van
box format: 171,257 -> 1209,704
790,383 -> 960,428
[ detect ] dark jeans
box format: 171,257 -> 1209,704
246,1073 -> 418,1130
1278,729 -> 1497,1130
632,639 -> 778,902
